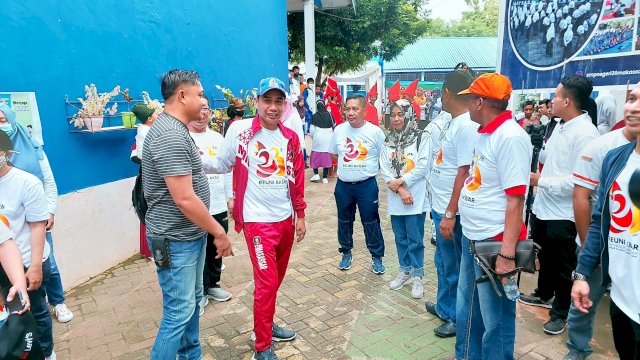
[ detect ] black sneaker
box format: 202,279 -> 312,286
543,318 -> 567,335
518,291 -> 553,309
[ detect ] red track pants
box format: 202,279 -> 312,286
243,217 -> 294,352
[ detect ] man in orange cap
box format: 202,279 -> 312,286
451,73 -> 532,360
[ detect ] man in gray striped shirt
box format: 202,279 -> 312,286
141,69 -> 233,360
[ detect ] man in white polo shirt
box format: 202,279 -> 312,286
330,94 -> 387,274
451,73 -> 531,360
521,76 -> 600,336
564,118 -> 636,359
425,70 -> 478,338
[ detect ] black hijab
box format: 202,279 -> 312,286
312,101 -> 334,128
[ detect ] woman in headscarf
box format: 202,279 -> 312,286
294,95 -> 306,121
309,101 -> 334,183
380,100 -> 431,300
0,105 -> 74,325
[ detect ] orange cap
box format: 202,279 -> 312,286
458,73 -> 512,101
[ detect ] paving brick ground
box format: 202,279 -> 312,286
52,172 -> 618,359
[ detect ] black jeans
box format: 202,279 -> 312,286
203,211 -> 229,290
28,257 -> 53,357
610,300 -> 640,359
533,218 -> 577,320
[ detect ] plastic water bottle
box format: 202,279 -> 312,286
503,276 -> 520,301
430,221 -> 436,242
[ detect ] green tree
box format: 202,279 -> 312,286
287,0 -> 428,83
425,0 -> 499,37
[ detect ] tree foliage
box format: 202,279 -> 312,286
287,0 -> 427,83
424,0 -> 499,37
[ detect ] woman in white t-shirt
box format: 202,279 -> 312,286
0,222 -> 30,314
380,100 -> 431,299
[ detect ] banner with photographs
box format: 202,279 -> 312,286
500,0 -> 640,89
0,92 -> 44,144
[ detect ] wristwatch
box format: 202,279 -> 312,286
571,271 -> 588,282
444,211 -> 454,219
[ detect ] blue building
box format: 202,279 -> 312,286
1,0 -> 289,287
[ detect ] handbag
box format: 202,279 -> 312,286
470,239 -> 540,297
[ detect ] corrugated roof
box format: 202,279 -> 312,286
385,37 -> 498,72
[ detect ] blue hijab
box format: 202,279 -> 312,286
0,104 -> 44,182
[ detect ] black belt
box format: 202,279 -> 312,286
338,177 -> 373,185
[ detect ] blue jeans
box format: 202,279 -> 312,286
456,235 -> 516,360
44,231 -> 65,306
432,210 -> 462,323
148,235 -> 206,360
390,213 -> 426,277
566,248 -> 606,356
335,178 -> 385,258
29,257 -> 54,357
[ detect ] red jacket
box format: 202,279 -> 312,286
202,116 -> 307,232
365,102 -> 379,126
327,102 -> 343,125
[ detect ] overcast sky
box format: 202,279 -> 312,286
427,0 -> 471,21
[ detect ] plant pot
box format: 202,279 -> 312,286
122,112 -> 136,128
83,116 -> 104,131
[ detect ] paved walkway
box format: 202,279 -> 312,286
52,173 -> 618,359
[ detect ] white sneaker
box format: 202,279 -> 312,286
53,304 -> 73,323
310,174 -> 321,182
389,272 -> 412,290
198,296 -> 209,316
411,277 -> 424,299
207,287 -> 232,302
45,350 -> 56,360
322,178 -> 329,184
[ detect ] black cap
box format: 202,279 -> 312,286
0,130 -> 13,151
443,70 -> 476,95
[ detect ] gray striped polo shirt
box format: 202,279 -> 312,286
141,112 -> 210,241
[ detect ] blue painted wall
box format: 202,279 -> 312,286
1,1 -> 288,194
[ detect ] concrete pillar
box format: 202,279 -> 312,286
303,0 -> 316,79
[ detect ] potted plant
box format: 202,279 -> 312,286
141,91 -> 164,113
120,88 -> 137,129
70,84 -> 120,130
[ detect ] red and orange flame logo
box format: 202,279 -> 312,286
405,157 -> 415,173
434,147 -> 443,166
464,156 -> 482,192
610,180 -> 640,234
254,141 -> 285,178
344,137 -> 368,162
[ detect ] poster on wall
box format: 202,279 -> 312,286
500,0 -> 640,90
0,92 -> 44,144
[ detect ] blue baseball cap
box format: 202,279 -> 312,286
258,77 -> 287,97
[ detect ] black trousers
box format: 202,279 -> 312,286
533,218 -> 577,320
611,301 -> 640,359
203,211 -> 229,290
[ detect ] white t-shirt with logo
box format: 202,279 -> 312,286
573,129 -> 631,195
380,133 -> 431,216
607,151 -> 640,324
430,112 -> 479,214
0,167 -> 50,268
244,128 -> 292,223
459,120 -> 532,240
0,221 -> 12,245
190,129 -> 233,216
330,121 -> 385,182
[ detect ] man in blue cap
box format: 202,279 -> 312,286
202,77 -> 307,360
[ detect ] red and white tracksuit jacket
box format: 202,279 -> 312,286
202,115 -> 307,232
